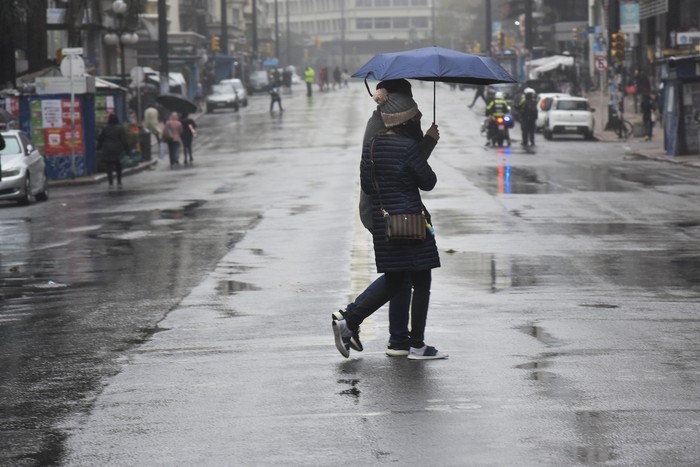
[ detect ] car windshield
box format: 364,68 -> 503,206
0,135 -> 21,156
212,84 -> 232,95
557,100 -> 589,111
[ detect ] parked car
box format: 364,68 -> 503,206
535,92 -> 571,131
543,96 -> 595,140
206,83 -> 239,113
0,129 -> 49,205
219,78 -> 248,107
248,70 -> 270,94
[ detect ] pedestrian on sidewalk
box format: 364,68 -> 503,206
641,94 -> 654,141
332,88 -> 447,360
161,112 -> 183,168
180,113 -> 197,165
334,79 -> 440,357
96,113 -> 129,187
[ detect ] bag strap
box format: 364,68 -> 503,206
369,138 -> 389,218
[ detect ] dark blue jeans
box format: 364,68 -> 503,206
346,273 -> 413,344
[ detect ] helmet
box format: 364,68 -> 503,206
495,91 -> 505,99
524,87 -> 536,95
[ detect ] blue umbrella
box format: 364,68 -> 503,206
352,46 -> 516,121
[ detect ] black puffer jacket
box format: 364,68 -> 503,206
360,133 -> 440,272
97,123 -> 129,162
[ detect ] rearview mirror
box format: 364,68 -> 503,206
26,144 -> 35,154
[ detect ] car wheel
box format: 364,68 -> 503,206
36,175 -> 49,201
18,175 -> 35,205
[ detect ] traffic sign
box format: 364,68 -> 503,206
595,56 -> 608,71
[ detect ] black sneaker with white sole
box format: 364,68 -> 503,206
332,309 -> 363,352
332,319 -> 352,358
386,340 -> 411,357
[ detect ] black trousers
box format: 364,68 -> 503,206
345,269 -> 432,348
105,160 -> 122,185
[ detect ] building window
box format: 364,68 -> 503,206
393,0 -> 409,5
375,17 -> 391,28
393,17 -> 410,28
356,17 -> 373,29
375,0 -> 391,6
356,0 -> 372,7
411,0 -> 427,5
412,16 -> 428,28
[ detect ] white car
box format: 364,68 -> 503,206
0,130 -> 49,205
206,83 -> 240,113
535,92 -> 570,131
543,96 -> 595,140
219,78 -> 248,107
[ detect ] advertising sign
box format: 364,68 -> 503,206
620,1 -> 640,34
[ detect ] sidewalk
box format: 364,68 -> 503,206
585,89 -> 700,169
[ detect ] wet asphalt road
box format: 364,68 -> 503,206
1,82 -> 699,466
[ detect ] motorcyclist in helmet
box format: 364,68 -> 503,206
515,87 -> 538,147
485,91 -> 511,146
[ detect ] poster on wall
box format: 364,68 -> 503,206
39,99 -> 84,156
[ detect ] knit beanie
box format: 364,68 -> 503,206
376,79 -> 413,97
373,88 -> 419,128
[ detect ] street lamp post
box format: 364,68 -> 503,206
103,0 -> 139,87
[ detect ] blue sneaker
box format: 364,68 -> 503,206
332,310 -> 363,352
407,345 -> 448,360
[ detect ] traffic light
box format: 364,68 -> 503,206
211,35 -> 220,52
497,31 -> 504,49
611,31 -> 624,64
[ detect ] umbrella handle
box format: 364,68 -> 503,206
433,82 -> 436,124
364,79 -> 373,97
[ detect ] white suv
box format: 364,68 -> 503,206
543,96 -> 595,140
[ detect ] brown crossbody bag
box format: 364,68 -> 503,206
369,138 -> 427,243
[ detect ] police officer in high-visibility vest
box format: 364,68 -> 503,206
304,66 -> 315,97
515,88 -> 538,147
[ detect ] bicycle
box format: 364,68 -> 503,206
610,109 -> 633,139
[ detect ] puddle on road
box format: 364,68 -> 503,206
518,324 -> 563,347
216,280 -> 260,295
338,378 -> 361,402
468,164 -> 640,195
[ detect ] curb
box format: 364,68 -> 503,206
48,159 -> 158,187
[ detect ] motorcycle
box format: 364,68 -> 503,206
482,113 -> 513,147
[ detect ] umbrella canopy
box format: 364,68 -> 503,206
156,93 -> 197,115
352,46 -> 516,85
352,46 -> 516,121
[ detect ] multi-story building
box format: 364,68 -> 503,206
263,0 -> 435,72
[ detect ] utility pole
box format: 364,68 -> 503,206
274,0 -> 279,60
158,0 -> 169,94
485,0 -> 492,56
341,0 -> 346,69
286,0 -> 291,65
221,0 -> 228,55
524,0 -> 533,51
252,0 -> 258,59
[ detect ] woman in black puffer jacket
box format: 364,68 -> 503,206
97,113 -> 129,186
332,88 -> 447,360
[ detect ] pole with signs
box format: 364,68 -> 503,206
595,55 -> 608,132
60,48 -> 84,178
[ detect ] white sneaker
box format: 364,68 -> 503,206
407,345 -> 448,360
332,319 -> 352,358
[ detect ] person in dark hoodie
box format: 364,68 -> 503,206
97,113 -> 129,187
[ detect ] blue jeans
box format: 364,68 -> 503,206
346,274 -> 411,343
167,141 -> 180,166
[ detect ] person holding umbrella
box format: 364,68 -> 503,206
332,88 -> 447,360
334,79 -> 441,357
